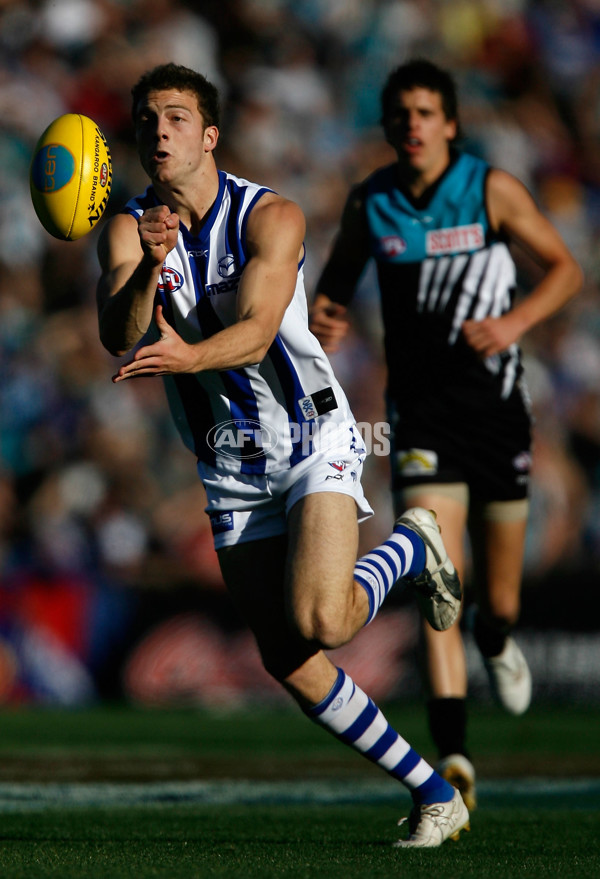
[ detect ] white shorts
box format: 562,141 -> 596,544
202,426 -> 374,549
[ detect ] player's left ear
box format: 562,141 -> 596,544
204,125 -> 219,152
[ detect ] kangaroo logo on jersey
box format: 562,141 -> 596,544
207,419 -> 278,460
207,254 -> 241,296
217,254 -> 237,278
426,223 -> 484,255
157,267 -> 184,294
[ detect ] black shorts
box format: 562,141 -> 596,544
388,381 -> 532,502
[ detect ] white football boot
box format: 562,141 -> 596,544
483,636 -> 532,715
395,507 -> 462,631
394,789 -> 470,848
436,753 -> 477,811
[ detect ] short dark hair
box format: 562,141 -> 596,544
131,63 -> 220,128
380,59 -> 459,128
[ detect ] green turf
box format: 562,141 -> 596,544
0,701 -> 598,779
0,702 -> 597,877
0,801 -> 598,879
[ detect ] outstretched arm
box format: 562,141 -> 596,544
110,193 -> 306,381
462,169 -> 583,357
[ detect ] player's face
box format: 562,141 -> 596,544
385,87 -> 456,184
134,88 -> 217,186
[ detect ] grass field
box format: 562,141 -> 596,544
0,701 -> 598,878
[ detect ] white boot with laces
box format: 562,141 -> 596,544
395,507 -> 462,632
394,789 -> 470,848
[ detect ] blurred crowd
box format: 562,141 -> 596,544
1,0 -> 600,701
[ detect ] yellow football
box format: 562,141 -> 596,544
30,113 -> 112,241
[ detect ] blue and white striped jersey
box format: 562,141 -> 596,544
123,170 -> 356,476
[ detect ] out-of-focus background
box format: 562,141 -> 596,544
0,0 -> 599,710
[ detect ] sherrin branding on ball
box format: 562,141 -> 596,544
30,113 -> 112,241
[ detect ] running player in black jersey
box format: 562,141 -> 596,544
310,59 -> 583,810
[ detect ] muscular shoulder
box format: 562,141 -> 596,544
248,192 -> 306,240
250,191 -> 304,224
246,192 -> 305,253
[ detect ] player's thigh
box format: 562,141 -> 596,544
286,491 -> 359,619
218,535 -> 322,678
469,501 -> 528,620
397,483 -> 469,581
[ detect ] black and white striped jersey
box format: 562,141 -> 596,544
364,152 -> 522,402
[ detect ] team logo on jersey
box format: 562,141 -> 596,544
217,253 -> 237,278
396,448 -> 438,476
379,236 -> 407,257
207,419 -> 278,460
426,223 -> 484,255
157,267 -> 184,294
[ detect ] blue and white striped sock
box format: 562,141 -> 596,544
354,523 -> 426,625
308,668 -> 453,805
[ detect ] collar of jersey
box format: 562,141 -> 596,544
148,170 -> 227,245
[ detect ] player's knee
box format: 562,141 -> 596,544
293,603 -> 351,650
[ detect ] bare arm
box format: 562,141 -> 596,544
462,169 -> 583,357
96,205 -> 179,356
111,194 -> 306,381
309,185 -> 370,352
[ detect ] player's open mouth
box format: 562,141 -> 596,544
402,138 -> 423,156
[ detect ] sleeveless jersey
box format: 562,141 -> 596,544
123,171 -> 355,477
363,152 -> 522,404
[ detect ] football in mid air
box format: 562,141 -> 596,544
30,113 -> 112,241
